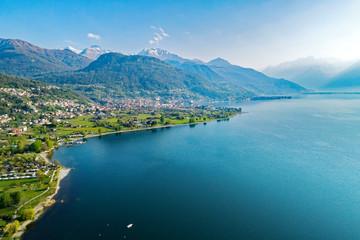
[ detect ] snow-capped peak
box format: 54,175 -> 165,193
64,46 -> 82,54
79,46 -> 111,60
138,48 -> 185,62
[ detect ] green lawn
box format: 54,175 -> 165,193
66,116 -> 96,127
56,126 -> 115,135
0,173 -> 53,218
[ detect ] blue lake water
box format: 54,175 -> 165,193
23,95 -> 360,239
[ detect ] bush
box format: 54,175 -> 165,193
31,139 -> 42,153
20,209 -> 34,221
2,214 -> 14,221
45,138 -> 53,149
10,191 -> 21,204
0,193 -> 10,208
4,220 -> 20,235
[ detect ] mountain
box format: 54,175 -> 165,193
325,60 -> 360,89
0,72 -> 88,116
64,45 -> 111,59
64,46 -> 82,54
262,56 -> 351,89
79,45 -> 111,60
0,38 -> 92,78
207,58 -> 306,95
139,48 -> 305,95
35,53 -> 254,102
138,48 -> 187,63
207,58 -> 232,67
139,48 -> 218,80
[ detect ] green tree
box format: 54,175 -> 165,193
160,116 -> 165,124
189,118 -> 196,123
0,193 -> 10,208
36,170 -> 45,181
98,128 -> 102,136
4,220 -> 20,236
31,139 -> 42,153
10,191 -> 21,205
20,209 -> 35,221
45,138 -> 53,149
41,125 -> 47,134
17,140 -> 24,153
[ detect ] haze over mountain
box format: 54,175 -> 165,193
0,38 -> 92,78
207,58 -> 306,95
140,48 -> 306,95
35,52 -> 254,102
325,59 -> 360,89
263,56 -> 354,89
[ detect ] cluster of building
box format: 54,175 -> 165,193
105,97 -> 190,110
0,87 -> 39,98
0,114 -> 12,124
0,158 -> 56,181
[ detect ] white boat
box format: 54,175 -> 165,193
127,224 -> 133,229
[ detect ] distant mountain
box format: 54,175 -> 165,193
139,49 -> 251,96
139,48 -> 305,95
0,38 -> 92,78
64,45 -> 112,60
138,48 -> 187,63
325,59 -> 360,89
262,56 -> 351,89
64,46 -> 82,54
79,45 -> 111,60
207,58 -> 306,95
35,53 -> 254,102
207,58 -> 232,67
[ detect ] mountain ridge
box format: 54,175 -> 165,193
138,48 -> 305,95
35,52 -> 254,102
0,38 -> 92,78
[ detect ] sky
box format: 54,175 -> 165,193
0,0 -> 359,69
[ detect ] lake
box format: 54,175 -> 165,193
23,95 -> 360,239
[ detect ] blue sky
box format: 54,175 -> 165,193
0,0 -> 359,69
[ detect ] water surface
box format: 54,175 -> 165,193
23,95 -> 360,239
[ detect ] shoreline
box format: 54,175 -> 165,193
69,113 -> 246,143
9,114 -> 243,238
12,168 -> 71,239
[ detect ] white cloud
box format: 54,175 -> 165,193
87,33 -> 101,40
65,40 -> 79,45
159,27 -> 169,37
149,26 -> 169,45
155,33 -> 163,40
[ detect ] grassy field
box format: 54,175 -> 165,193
0,171 -> 54,237
52,113 -> 228,137
66,115 -> 96,127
